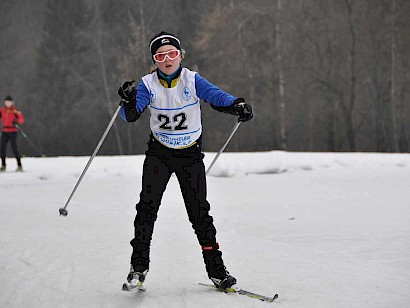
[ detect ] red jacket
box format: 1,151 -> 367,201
0,106 -> 25,133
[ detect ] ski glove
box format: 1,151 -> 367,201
211,98 -> 253,122
118,80 -> 140,122
118,80 -> 136,107
233,98 -> 253,122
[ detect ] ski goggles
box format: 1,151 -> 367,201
153,50 -> 181,62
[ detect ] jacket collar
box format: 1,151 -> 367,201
157,66 -> 182,88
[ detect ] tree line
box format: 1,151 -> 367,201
1,0 -> 409,156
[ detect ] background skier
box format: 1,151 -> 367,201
0,95 -> 25,172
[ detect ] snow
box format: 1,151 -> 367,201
1,151 -> 409,307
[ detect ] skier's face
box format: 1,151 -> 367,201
4,100 -> 12,108
154,45 -> 182,75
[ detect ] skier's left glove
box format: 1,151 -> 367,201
118,80 -> 136,107
210,98 -> 253,122
232,98 -> 253,122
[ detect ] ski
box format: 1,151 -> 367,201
122,282 -> 146,292
199,283 -> 278,303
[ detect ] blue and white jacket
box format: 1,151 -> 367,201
120,67 -> 237,149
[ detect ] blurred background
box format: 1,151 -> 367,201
1,0 -> 409,156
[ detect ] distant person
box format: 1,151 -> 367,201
118,31 -> 253,291
0,95 -> 25,172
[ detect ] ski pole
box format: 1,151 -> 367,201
59,103 -> 122,216
15,124 -> 44,157
14,124 -> 28,139
206,121 -> 241,175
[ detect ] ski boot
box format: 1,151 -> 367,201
202,245 -> 238,292
210,267 -> 238,292
123,265 -> 148,291
0,165 -> 5,172
16,166 -> 23,172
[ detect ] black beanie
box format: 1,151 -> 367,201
4,95 -> 13,101
149,31 -> 181,56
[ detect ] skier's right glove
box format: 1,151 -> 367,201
118,80 -> 140,122
118,80 -> 136,107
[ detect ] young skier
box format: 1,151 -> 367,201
0,95 -> 25,172
118,31 -> 253,291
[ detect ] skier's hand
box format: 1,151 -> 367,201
233,98 -> 253,122
118,80 -> 136,107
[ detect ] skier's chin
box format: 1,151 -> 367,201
165,64 -> 174,71
162,66 -> 175,75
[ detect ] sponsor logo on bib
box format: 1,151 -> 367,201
150,89 -> 156,103
182,87 -> 192,101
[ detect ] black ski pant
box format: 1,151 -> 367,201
130,137 -> 226,278
1,132 -> 22,166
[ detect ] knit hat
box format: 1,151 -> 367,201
149,31 -> 181,56
4,95 -> 13,101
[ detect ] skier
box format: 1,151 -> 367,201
0,95 -> 25,172
118,31 -> 253,291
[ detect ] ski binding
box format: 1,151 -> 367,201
122,281 -> 146,292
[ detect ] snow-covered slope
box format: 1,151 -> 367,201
1,151 -> 409,307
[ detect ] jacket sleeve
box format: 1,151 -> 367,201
195,73 -> 236,107
120,80 -> 150,122
16,111 -> 24,125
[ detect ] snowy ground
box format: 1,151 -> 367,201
0,151 -> 409,308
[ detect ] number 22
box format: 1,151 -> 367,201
158,113 -> 188,131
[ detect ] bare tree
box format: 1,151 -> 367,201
342,0 -> 358,151
276,0 -> 287,150
87,0 -> 124,154
389,0 -> 399,152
